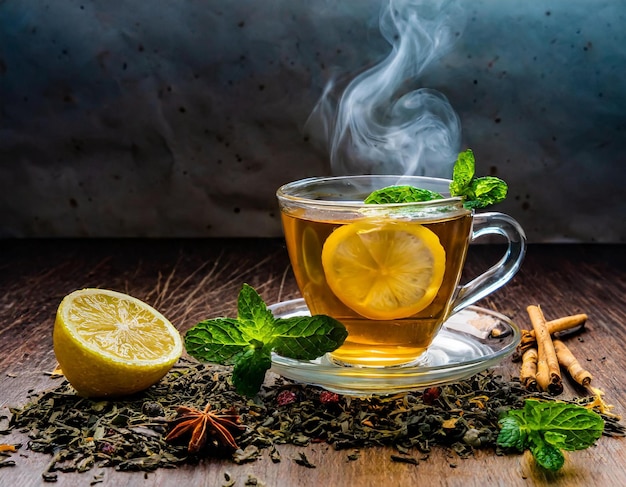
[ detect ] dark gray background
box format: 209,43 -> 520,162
1,0 -> 624,242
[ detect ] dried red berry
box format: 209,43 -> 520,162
319,391 -> 340,404
99,442 -> 116,455
422,387 -> 441,405
276,390 -> 297,406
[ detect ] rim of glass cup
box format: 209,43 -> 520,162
276,175 -> 464,208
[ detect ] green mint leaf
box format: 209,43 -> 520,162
183,284 -> 348,397
450,148 -> 475,196
363,149 -> 508,210
184,317 -> 249,364
544,431 -> 568,448
496,416 -> 527,451
237,283 -> 275,341
530,435 -> 565,471
464,176 -> 508,209
497,399 -> 605,471
523,400 -> 604,451
232,347 -> 272,397
364,185 -> 444,204
270,315 -> 348,361
449,149 -> 508,209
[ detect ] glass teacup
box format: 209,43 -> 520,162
277,175 -> 526,367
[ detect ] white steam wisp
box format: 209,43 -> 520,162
307,0 -> 465,177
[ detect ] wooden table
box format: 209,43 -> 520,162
1,239 -> 625,486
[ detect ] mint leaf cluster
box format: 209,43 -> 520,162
450,149 -> 507,209
364,186 -> 443,204
184,284 -> 348,397
364,149 -> 508,209
497,399 -> 604,471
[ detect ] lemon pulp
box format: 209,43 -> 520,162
53,288 -> 182,398
321,221 -> 446,320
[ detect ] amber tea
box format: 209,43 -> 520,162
282,210 -> 472,366
277,175 -> 525,367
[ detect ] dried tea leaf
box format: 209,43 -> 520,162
293,452 -> 316,468
390,454 -> 419,465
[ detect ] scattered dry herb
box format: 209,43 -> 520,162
390,453 -> 419,465
2,359 -> 624,481
293,452 -> 316,468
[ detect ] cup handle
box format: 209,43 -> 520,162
450,212 -> 526,315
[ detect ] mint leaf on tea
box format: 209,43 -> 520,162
364,185 -> 444,204
497,399 -> 605,471
449,149 -> 508,209
450,148 -> 475,196
363,149 -> 508,209
184,284 -> 347,396
463,176 -> 508,209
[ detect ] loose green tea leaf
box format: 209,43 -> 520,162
184,284 -> 347,396
6,365 -> 624,480
497,399 -> 604,471
294,451 -> 317,468
364,185 -> 444,204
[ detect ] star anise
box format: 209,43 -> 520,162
165,403 -> 245,453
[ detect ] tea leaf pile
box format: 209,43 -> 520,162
3,360 -> 624,481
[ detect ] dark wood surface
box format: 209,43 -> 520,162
1,239 -> 625,487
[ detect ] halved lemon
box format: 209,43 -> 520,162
53,288 -> 183,398
321,221 -> 446,320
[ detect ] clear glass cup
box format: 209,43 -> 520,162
277,175 -> 526,367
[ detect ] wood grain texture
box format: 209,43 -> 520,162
1,240 -> 625,487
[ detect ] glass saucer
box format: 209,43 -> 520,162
269,299 -> 520,396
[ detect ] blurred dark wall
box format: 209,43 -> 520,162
1,0 -> 625,242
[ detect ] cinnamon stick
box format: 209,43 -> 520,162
553,339 -> 592,387
520,347 -> 538,391
516,313 -> 587,356
527,305 -> 563,395
541,313 -> 587,335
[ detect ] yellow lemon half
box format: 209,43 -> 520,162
321,221 -> 446,320
53,288 -> 182,398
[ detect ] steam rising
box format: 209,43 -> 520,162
307,0 -> 465,176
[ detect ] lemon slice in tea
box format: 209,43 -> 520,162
321,221 -> 446,320
53,288 -> 182,398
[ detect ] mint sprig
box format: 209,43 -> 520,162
497,399 -> 604,471
184,284 -> 348,397
449,149 -> 507,209
364,149 -> 508,209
